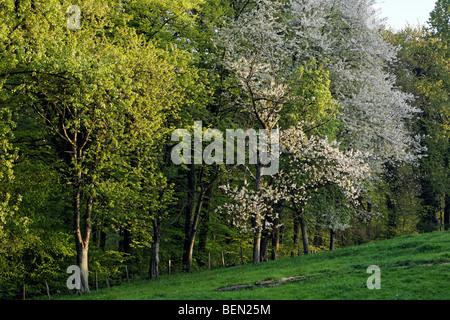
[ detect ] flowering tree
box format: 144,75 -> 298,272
276,125 -> 371,253
216,0 -> 290,132
284,0 -> 424,166
218,124 -> 372,257
213,0 -> 424,262
214,0 -> 289,264
216,179 -> 283,263
217,0 -> 424,167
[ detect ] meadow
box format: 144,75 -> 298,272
59,231 -> 450,300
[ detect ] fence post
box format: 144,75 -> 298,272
168,260 -> 171,276
221,252 -> 225,267
95,271 -> 98,291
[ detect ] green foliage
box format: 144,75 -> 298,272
429,0 -> 450,42
0,106 -> 20,237
123,0 -> 205,44
1,0 -> 449,300
384,23 -> 449,234
306,185 -> 354,232
282,59 -> 342,138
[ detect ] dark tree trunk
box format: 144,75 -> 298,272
122,226 -> 132,255
270,201 -> 283,260
444,193 -> 450,231
293,215 -> 301,250
386,194 -> 398,238
271,228 -> 279,260
183,164 -> 218,273
184,228 -> 197,273
299,217 -> 309,254
185,188 -> 205,273
149,212 -> 163,279
260,232 -> 270,262
418,175 -> 439,233
198,187 -> 213,265
329,229 -> 336,251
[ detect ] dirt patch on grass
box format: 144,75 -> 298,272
419,262 -> 450,267
217,274 -> 319,292
216,284 -> 254,292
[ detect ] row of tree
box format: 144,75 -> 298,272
0,0 -> 448,298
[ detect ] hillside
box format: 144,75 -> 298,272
60,231 -> 450,300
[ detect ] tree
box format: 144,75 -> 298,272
385,24 -> 449,232
283,0 -> 423,168
214,0 -> 419,263
0,107 -> 19,234
275,125 -> 371,254
428,0 -> 450,230
429,0 -> 450,43
215,0 -> 303,264
216,180 -> 282,261
123,0 -> 205,46
307,186 -> 354,251
0,0 -> 203,291
218,124 -> 371,258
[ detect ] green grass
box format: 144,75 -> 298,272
60,231 -> 450,300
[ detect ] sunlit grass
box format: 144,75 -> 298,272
59,231 -> 449,300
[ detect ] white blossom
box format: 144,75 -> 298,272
217,124 -> 371,234
215,0 -> 424,167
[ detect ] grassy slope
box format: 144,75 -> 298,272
62,231 -> 450,300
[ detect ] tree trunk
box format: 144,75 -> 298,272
271,227 -> 279,260
183,164 -> 196,270
73,141 -> 91,294
149,238 -> 160,279
149,213 -> 162,279
293,215 -> 301,252
183,164 -> 218,272
122,226 -> 132,255
260,232 -> 270,262
76,245 -> 89,294
183,164 -> 205,273
252,227 -> 261,265
386,194 -> 398,238
418,176 -> 439,233
270,202 -> 283,260
75,193 -> 93,294
185,189 -> 204,273
252,163 -> 263,265
444,193 -> 450,231
299,217 -> 309,254
329,229 -> 336,251
185,231 -> 196,273
198,187 -> 213,265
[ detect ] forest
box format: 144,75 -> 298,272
0,0 -> 449,299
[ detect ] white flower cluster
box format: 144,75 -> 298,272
217,124 -> 371,234
276,125 -> 371,208
217,180 -> 283,234
215,0 -> 292,130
